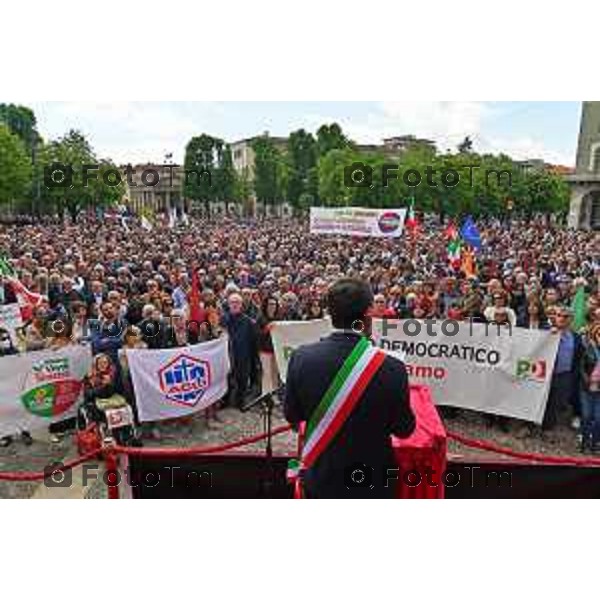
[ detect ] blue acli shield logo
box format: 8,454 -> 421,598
158,354 -> 211,406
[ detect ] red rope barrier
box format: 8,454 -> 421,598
447,430 -> 600,467
104,449 -> 120,499
6,425 -> 598,484
0,449 -> 101,482
111,424 -> 293,457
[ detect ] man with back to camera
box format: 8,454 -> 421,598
284,278 -> 416,498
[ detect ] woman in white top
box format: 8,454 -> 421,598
483,292 -> 517,327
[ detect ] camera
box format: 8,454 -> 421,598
43,163 -> 74,188
44,461 -> 72,487
344,462 -> 374,489
344,162 -> 373,188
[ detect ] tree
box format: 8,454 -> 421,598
317,148 -> 355,207
0,103 -> 39,155
183,134 -> 218,214
316,123 -> 350,156
233,166 -> 253,214
91,159 -> 125,211
0,124 -> 33,208
215,144 -> 236,213
39,129 -> 122,221
286,129 -> 317,207
457,136 -> 474,154
251,135 -> 284,212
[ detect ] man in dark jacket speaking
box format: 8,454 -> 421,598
284,278 -> 415,498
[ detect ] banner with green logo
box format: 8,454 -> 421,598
0,346 -> 92,437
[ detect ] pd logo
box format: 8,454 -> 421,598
378,211 -> 401,234
158,354 -> 211,407
516,358 -> 547,382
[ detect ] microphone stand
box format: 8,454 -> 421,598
241,384 -> 285,497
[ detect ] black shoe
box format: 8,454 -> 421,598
0,435 -> 13,448
20,431 -> 33,446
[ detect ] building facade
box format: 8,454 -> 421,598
122,163 -> 186,214
567,102 -> 600,229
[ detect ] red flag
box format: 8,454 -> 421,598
444,221 -> 458,241
188,266 -> 204,336
8,278 -> 43,320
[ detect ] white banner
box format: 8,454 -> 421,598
271,318 -> 332,383
127,337 -> 230,422
0,303 -> 23,346
271,318 -> 560,423
310,207 -> 406,237
0,345 -> 92,437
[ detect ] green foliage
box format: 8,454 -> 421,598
286,129 -> 317,207
0,103 -> 39,155
183,134 -> 238,213
317,148 -> 355,206
233,166 -> 252,205
183,134 -> 219,211
315,136 -> 568,217
251,135 -> 284,208
316,123 -> 350,156
39,129 -> 122,220
0,124 -> 33,206
215,144 -> 236,208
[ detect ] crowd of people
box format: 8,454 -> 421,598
0,212 -> 599,450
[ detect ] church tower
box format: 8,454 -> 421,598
575,101 -> 600,174
567,101 -> 600,229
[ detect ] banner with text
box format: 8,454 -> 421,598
372,319 -> 560,423
310,207 -> 406,237
127,337 -> 230,422
271,318 -> 332,383
0,303 -> 23,346
0,345 -> 92,437
271,318 -> 560,423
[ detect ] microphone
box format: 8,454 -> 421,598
240,384 -> 285,413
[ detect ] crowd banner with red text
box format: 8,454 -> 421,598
127,337 -> 230,422
271,318 -> 560,423
0,345 -> 92,437
0,303 -> 23,346
371,319 -> 560,424
271,318 -> 332,383
309,207 -> 407,237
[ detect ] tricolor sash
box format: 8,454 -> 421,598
300,336 -> 386,470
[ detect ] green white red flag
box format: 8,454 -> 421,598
404,200 -> 418,233
300,336 -> 386,470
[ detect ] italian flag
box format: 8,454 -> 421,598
447,238 -> 462,270
405,200 -> 418,233
301,337 -> 386,469
0,255 -> 43,319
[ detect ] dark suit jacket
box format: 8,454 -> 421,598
284,332 -> 415,498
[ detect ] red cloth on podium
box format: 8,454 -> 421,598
392,384 -> 447,499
